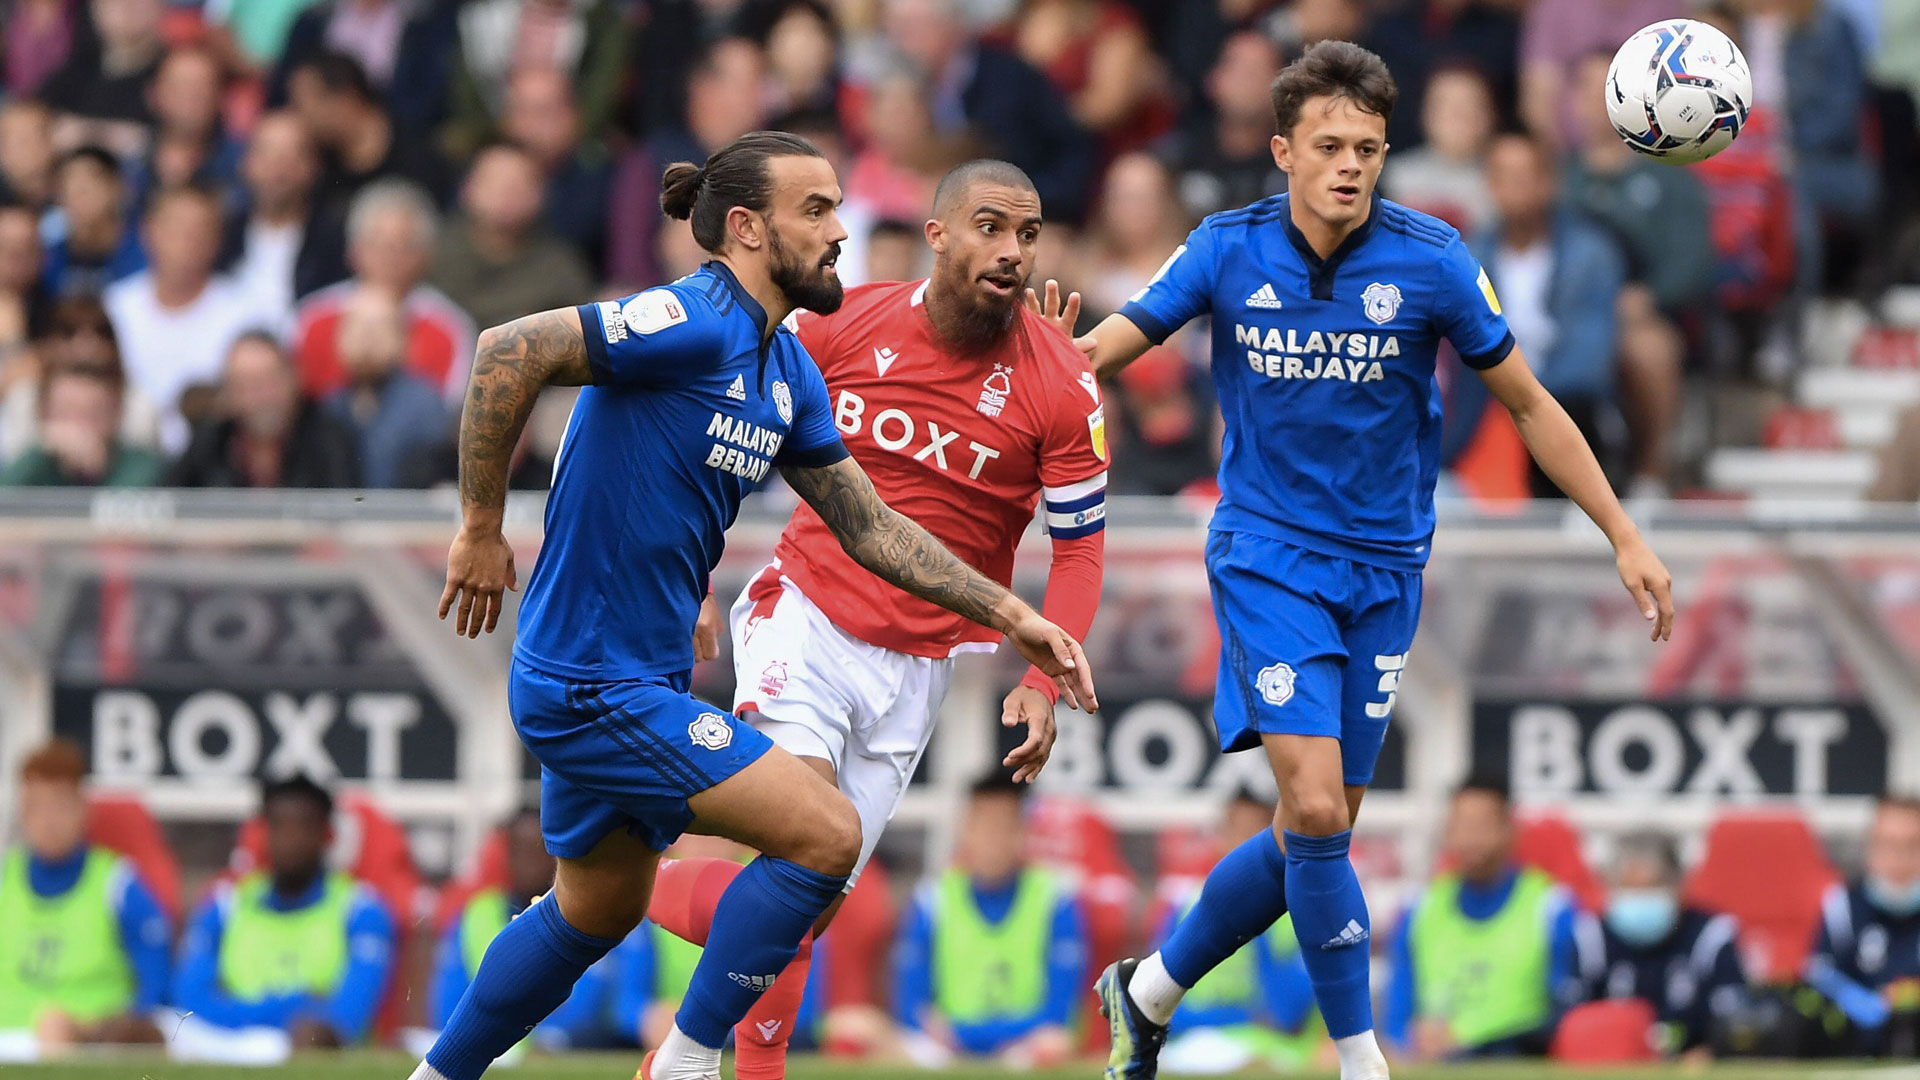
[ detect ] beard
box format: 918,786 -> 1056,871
768,228 -> 843,314
933,258 -> 1025,348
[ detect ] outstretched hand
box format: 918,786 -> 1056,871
1003,606 -> 1098,713
1024,279 -> 1082,342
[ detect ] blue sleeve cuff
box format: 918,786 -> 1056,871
1461,331 -> 1516,371
1117,302 -> 1176,347
779,437 -> 851,470
577,302 -> 614,385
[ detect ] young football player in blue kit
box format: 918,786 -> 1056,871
413,132 -> 1096,1080
1052,42 -> 1675,1080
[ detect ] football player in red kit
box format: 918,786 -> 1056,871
645,159 -> 1108,1077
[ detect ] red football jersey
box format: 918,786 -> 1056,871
776,279 -> 1109,657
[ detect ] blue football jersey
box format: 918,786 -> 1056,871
1119,192 -> 1513,570
514,262 -> 848,681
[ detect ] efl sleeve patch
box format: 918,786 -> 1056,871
622,289 -> 689,335
1087,404 -> 1107,461
1476,267 -> 1503,316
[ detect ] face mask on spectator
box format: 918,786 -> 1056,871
1606,888 -> 1679,946
1868,876 -> 1920,917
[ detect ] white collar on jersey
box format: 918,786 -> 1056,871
910,279 -> 930,307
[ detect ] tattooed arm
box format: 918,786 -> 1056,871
439,308 -> 593,637
781,456 -> 1099,709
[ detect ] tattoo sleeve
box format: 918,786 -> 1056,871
781,457 -> 1013,629
459,307 -> 593,514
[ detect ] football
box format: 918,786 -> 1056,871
1603,18 -> 1753,165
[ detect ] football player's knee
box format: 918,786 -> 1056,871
810,796 -> 863,878
1286,791 -> 1351,837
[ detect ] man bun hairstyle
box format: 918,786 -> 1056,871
659,130 -> 826,254
1270,40 -> 1398,137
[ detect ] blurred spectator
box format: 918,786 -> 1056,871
846,67 -> 949,226
606,36 -> 768,290
325,285 -> 447,487
1468,133 -> 1627,497
501,67 -> 612,271
288,49 -> 453,298
1013,0 -> 1174,160
5,0 -> 81,98
104,183 -> 260,452
268,0 -> 461,134
1382,63 -> 1497,234
127,46 -> 244,218
1363,0 -> 1520,151
430,142 -> 593,333
1564,51 -> 1708,495
294,180 -> 472,401
865,218 -> 927,283
440,0 -> 633,162
224,111 -> 320,333
205,0 -> 323,72
0,100 -> 59,212
1770,0 -> 1882,292
1162,28 -> 1286,221
1384,777 -> 1584,1059
429,807 -> 611,1054
880,0 -> 1098,222
893,775 -> 1084,1065
43,147 -> 146,299
0,363 -> 163,486
0,202 -> 53,352
397,386 -> 560,491
1081,151 -> 1190,317
1106,346 -> 1218,496
0,741 -> 169,1048
1575,832 -> 1747,1058
753,0 -> 842,117
1154,791 -> 1317,1074
1807,795 -> 1920,1053
168,332 -> 360,488
1269,0 -> 1363,56
0,295 -> 159,464
1519,0 -> 1672,151
40,0 -> 165,147
172,775 -> 396,1050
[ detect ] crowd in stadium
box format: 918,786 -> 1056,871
9,737 -> 1920,1066
0,0 -> 1913,499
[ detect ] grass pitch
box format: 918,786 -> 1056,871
4,1053 -> 1915,1080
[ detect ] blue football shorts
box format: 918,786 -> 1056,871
509,657 -> 774,858
1206,529 -> 1421,787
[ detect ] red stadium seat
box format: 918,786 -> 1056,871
1684,812 -> 1838,981
86,795 -> 183,925
1550,999 -> 1659,1063
1514,815 -> 1605,912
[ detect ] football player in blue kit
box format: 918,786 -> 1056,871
1054,42 -> 1676,1080
412,132 -> 1097,1080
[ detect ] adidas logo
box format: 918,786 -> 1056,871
727,971 -> 779,992
754,1019 -> 783,1041
874,345 -> 900,376
1246,283 -> 1285,310
1321,919 -> 1368,950
726,374 -> 747,401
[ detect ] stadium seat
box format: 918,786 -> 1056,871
87,795 -> 183,925
1684,812 -> 1838,981
1514,814 -> 1605,912
1550,998 -> 1659,1063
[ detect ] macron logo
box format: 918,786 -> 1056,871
726,374 -> 747,401
1246,283 -> 1285,310
874,346 -> 900,376
728,971 -> 779,992
1321,919 -> 1368,950
754,1019 -> 783,1042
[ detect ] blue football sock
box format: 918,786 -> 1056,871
675,855 -> 846,1047
1283,829 -> 1374,1039
425,897 -> 618,1080
1160,827 -> 1289,988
